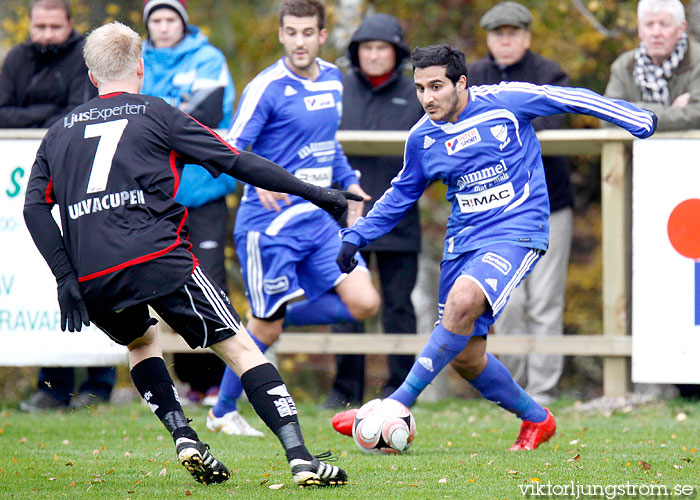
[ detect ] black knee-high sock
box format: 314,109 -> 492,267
130,357 -> 197,442
240,363 -> 313,462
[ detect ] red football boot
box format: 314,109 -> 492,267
331,408 -> 358,437
509,408 -> 556,451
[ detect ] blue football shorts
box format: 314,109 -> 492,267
438,243 -> 543,336
235,216 -> 367,319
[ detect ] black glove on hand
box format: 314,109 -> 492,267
304,185 -> 363,221
57,274 -> 90,332
336,241 -> 359,273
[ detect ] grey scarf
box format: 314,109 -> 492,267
633,32 -> 688,105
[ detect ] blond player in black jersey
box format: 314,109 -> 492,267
23,21 -> 354,488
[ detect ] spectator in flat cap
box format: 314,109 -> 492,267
479,0 -> 533,31
467,0 -> 572,405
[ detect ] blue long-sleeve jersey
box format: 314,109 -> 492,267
341,82 -> 656,260
227,57 -> 358,234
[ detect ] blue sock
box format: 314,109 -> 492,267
469,353 -> 546,422
389,324 -> 470,407
285,293 -> 355,326
212,332 -> 269,418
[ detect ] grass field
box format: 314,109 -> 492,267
1,398 -> 698,499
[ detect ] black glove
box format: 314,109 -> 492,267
336,241 -> 359,273
304,185 -> 363,221
57,274 -> 90,332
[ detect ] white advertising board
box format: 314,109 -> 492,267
632,139 -> 700,383
0,139 -> 127,366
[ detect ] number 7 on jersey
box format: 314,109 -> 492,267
84,118 -> 128,194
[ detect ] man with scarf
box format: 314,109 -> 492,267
2,0 -> 112,413
605,0 -> 700,130
0,0 -> 96,128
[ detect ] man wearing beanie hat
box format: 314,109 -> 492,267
321,13 -> 424,409
143,0 -> 188,25
467,0 -> 572,405
141,0 -> 239,414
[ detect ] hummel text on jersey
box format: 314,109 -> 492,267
68,189 -> 146,220
456,160 -> 508,190
63,103 -> 147,128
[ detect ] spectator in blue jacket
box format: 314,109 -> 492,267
141,0 -> 237,403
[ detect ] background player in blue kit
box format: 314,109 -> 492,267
23,21 -> 353,487
334,44 -> 657,451
207,0 -> 380,436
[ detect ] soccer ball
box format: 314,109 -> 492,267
352,398 -> 416,454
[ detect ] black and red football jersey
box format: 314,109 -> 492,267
24,92 -> 244,314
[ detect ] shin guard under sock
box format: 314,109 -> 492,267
130,357 -> 197,441
469,353 -> 546,422
240,363 -> 312,462
212,332 -> 269,418
285,293 -> 355,326
389,323 -> 470,407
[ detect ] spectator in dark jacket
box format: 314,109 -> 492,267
323,13 -> 425,408
467,1 -> 573,405
7,0 -> 112,413
0,0 -> 96,128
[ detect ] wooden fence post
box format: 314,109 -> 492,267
601,141 -> 631,396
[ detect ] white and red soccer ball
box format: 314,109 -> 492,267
352,398 -> 416,454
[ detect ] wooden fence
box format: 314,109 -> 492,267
6,128 -> 696,396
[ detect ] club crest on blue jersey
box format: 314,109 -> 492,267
304,93 -> 335,111
445,128 -> 481,155
490,123 -> 511,150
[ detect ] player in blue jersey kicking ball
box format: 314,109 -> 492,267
333,44 -> 657,450
206,0 -> 381,437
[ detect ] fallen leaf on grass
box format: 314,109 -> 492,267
507,470 -> 519,475
638,461 -> 651,470
468,478 -> 475,483
19,437 -> 27,444
438,478 -> 447,484
69,481 -> 76,487
269,484 -> 284,490
53,453 -> 58,461
65,462 -> 73,467
567,454 -> 580,462
185,491 -> 191,496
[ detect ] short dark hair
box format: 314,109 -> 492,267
279,0 -> 325,30
30,0 -> 71,20
412,44 -> 468,85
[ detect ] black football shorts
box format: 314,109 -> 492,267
92,266 -> 242,348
